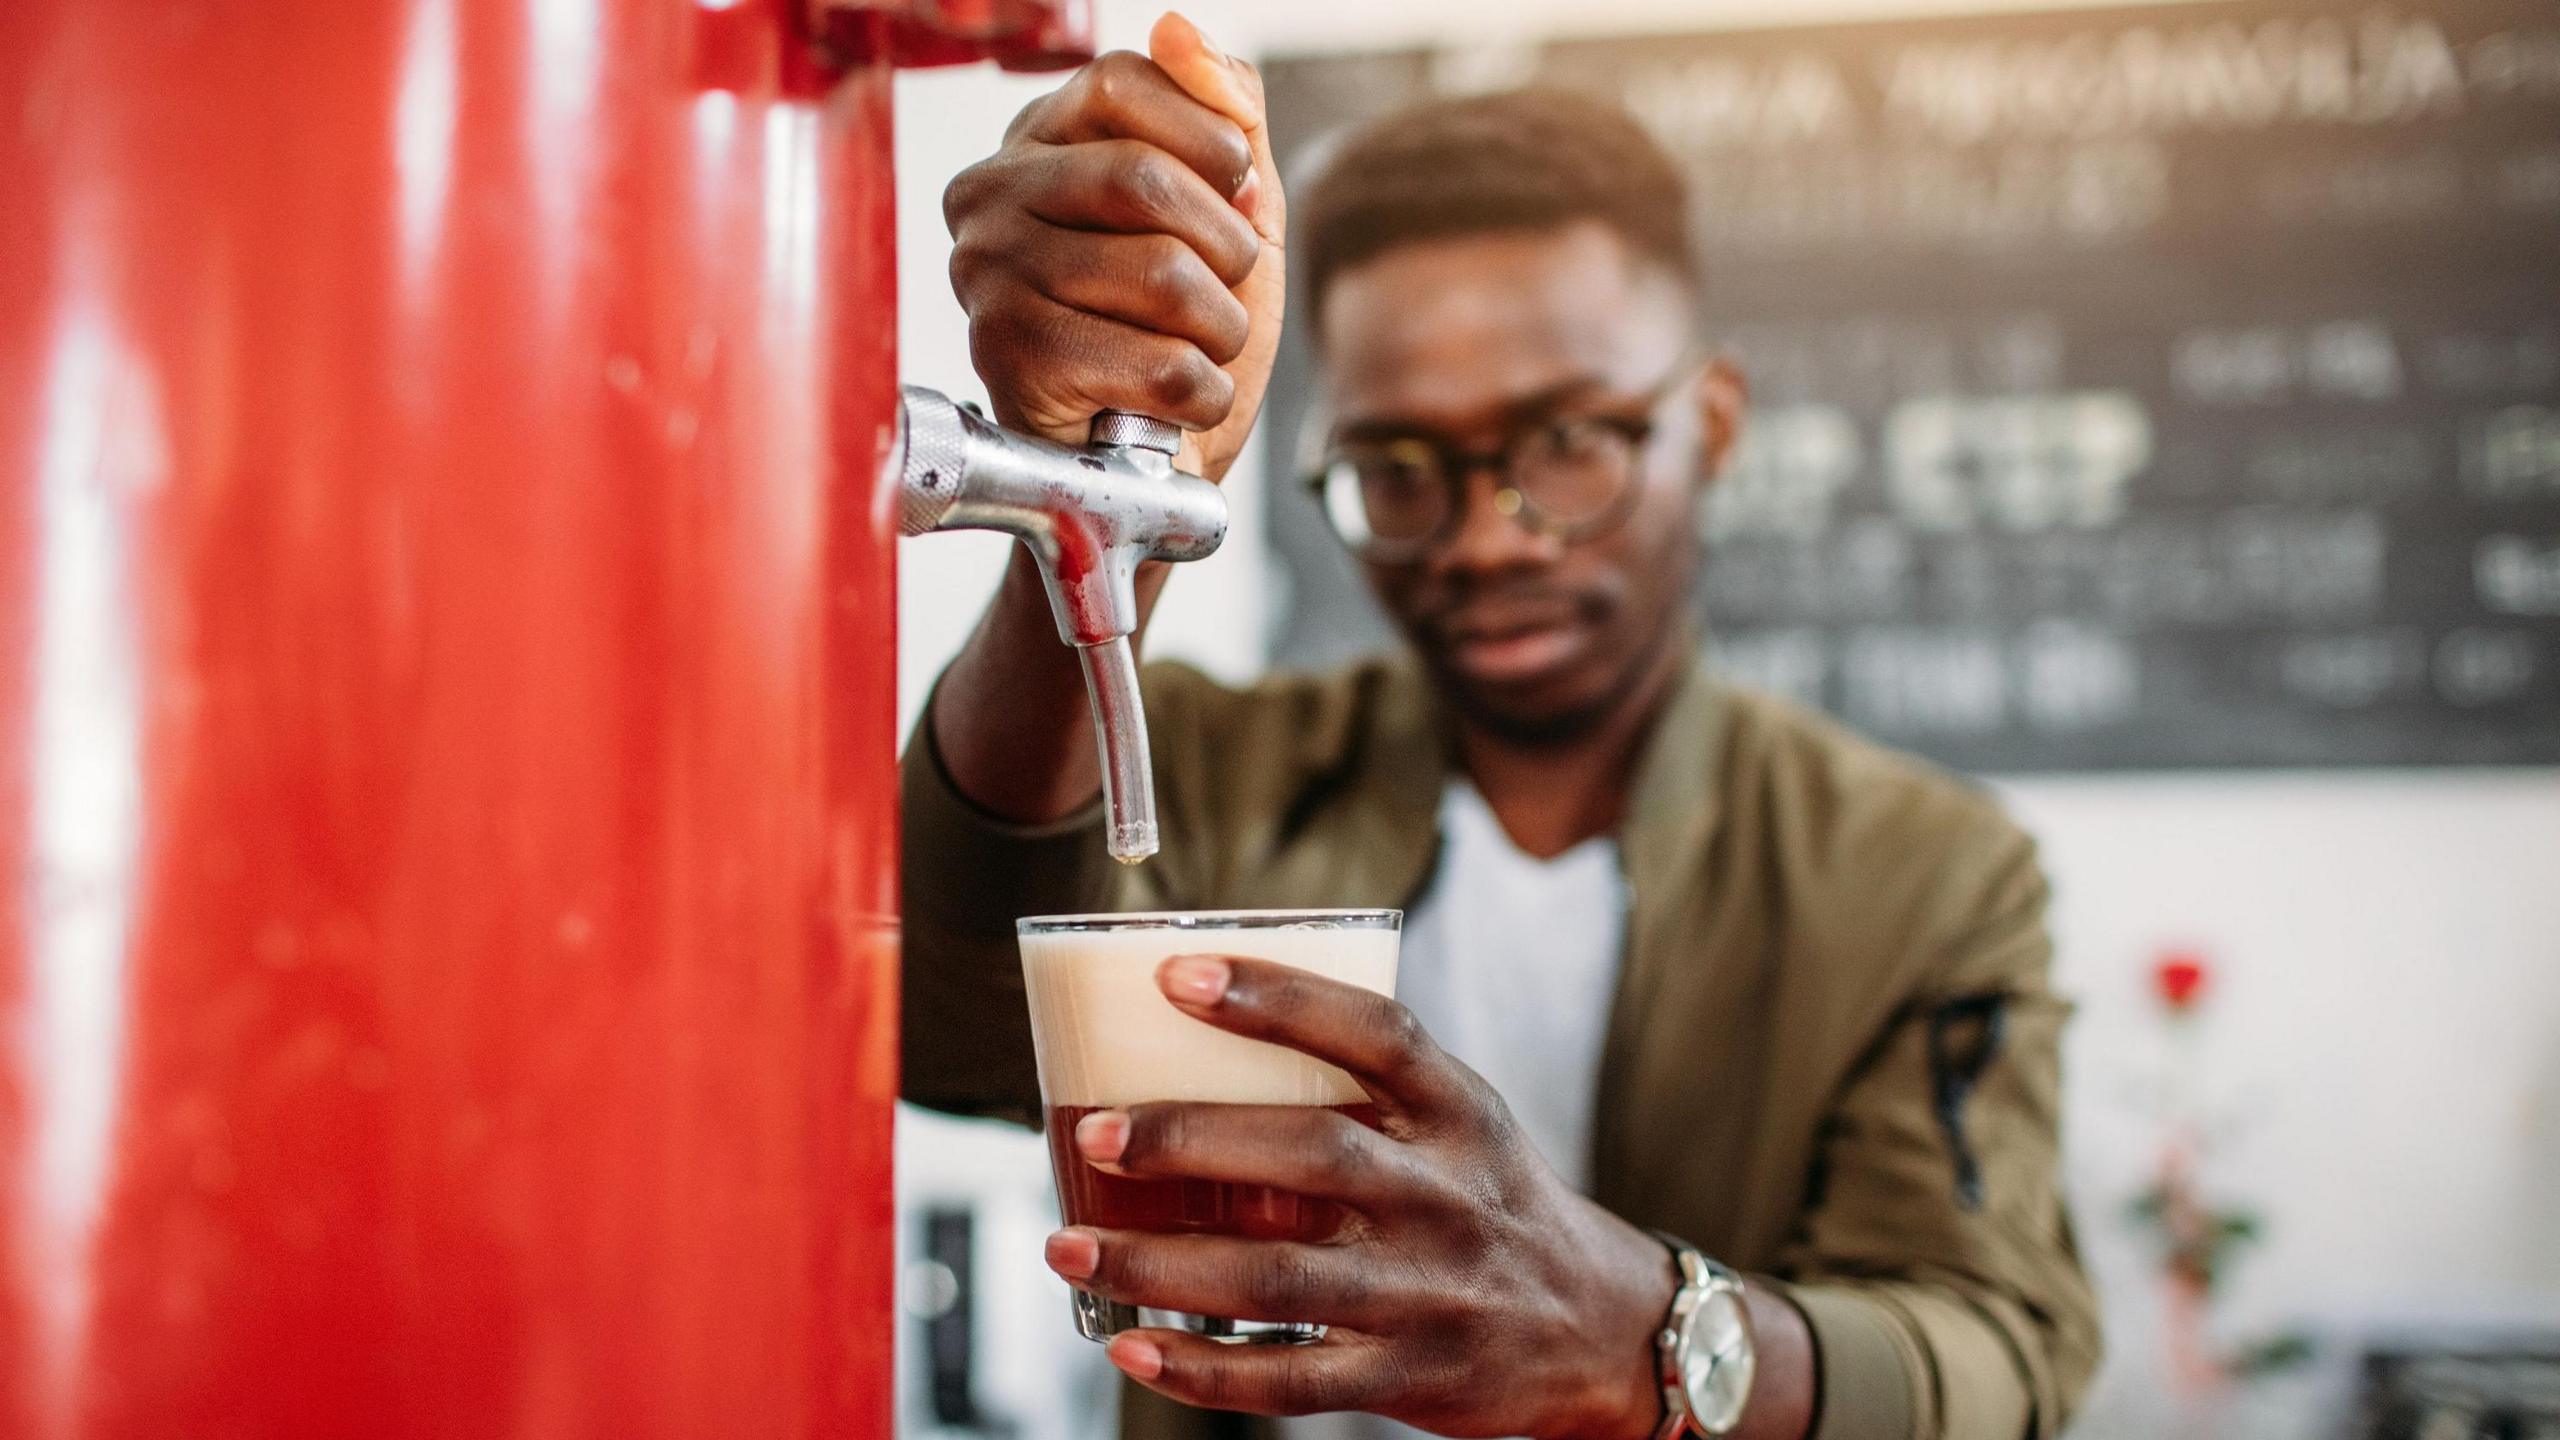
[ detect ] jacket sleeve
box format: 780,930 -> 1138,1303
1771,822 -> 2102,1440
897,696 -> 1118,1128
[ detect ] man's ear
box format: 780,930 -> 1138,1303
1691,357 -> 1748,492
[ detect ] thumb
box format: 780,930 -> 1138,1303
1147,12 -> 1285,245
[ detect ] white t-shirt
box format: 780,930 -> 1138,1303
1281,779 -> 1629,1440
1395,779 -> 1628,1193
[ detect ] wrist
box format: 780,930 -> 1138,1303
932,550 -> 1105,824
1560,1219 -> 1682,1440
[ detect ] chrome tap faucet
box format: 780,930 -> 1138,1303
896,387 -> 1228,863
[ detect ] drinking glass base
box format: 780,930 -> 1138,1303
1073,1291 -> 1323,1345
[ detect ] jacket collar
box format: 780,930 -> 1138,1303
1317,653 -> 1448,913
1602,648 -> 1729,1179
1621,645 -> 1727,906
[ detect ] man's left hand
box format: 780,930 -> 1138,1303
1042,953 -> 1676,1439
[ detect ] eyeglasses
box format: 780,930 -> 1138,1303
1304,361 -> 1693,563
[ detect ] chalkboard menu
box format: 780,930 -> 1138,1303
1258,0 -> 2560,770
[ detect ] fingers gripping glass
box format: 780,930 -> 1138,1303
1016,910 -> 1402,1347
1305,364 -> 1692,562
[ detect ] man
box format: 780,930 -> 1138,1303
902,15 -> 2099,1440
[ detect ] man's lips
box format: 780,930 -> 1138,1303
1433,605 -> 1592,685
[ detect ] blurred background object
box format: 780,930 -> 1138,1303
892,1 -> 2559,1437
2342,1339 -> 2560,1440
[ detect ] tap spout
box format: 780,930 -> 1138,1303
895,386 -> 1226,864
1076,636 -> 1156,863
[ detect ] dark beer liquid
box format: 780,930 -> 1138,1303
1046,1103 -> 1382,1241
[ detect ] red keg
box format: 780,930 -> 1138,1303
0,1 -> 1084,1434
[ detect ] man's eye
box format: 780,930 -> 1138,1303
1365,456 -> 1429,493
1537,419 -> 1616,461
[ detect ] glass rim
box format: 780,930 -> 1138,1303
1017,908 -> 1402,934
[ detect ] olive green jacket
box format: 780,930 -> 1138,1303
901,651 -> 2100,1440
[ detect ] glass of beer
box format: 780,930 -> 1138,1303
1016,909 -> 1401,1345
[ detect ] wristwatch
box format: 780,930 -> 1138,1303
1648,1231 -> 1756,1439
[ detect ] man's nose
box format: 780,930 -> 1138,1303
1426,463 -> 1560,576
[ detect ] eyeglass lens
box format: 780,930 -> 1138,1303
1328,418 -> 1639,548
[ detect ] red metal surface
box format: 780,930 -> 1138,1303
0,1 -> 899,1435
817,0 -> 1097,72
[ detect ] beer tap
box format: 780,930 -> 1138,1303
895,389 -> 1228,864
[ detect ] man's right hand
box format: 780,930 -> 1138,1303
941,13 -> 1285,483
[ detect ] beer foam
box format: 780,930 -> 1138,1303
1019,918 -> 1400,1108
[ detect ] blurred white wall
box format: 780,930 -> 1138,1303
2003,772 -> 2560,1435
892,4 -> 2560,1438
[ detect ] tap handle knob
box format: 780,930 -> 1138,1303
897,385 -> 971,538
1088,410 -> 1183,456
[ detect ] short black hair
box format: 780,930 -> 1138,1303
1296,88 -> 1699,316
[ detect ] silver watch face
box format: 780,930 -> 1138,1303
1676,1287 -> 1755,1433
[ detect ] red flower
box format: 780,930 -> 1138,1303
2154,951 -> 2209,1013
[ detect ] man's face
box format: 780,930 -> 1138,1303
1317,221 -> 1743,743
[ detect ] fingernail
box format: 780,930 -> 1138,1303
1232,167 -> 1261,215
1108,1334 -> 1165,1381
1160,954 -> 1229,1007
1076,1108 -> 1130,1164
1189,20 -> 1229,68
1045,1228 -> 1099,1280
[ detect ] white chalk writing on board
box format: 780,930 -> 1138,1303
2475,536 -> 2560,615
2173,322 -> 2405,406
1704,405 -> 1862,540
1885,393 -> 2151,532
2280,630 -> 2430,708
2433,629 -> 2539,706
2464,407 -> 2560,500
